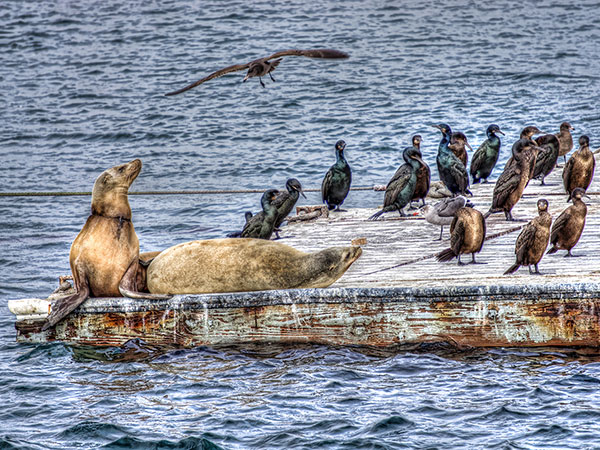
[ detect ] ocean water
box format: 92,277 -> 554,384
2,0 -> 600,448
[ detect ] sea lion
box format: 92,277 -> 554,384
145,238 -> 362,294
42,159 -> 167,330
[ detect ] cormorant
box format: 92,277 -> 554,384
556,122 -> 574,164
547,188 -> 588,257
240,189 -> 280,239
369,147 -> 426,220
272,178 -> 306,238
484,138 -> 538,221
165,48 -> 349,94
470,124 -> 504,184
563,135 -> 595,200
504,199 -> 552,275
449,131 -> 473,167
436,207 -> 486,265
321,140 -> 352,211
433,123 -> 472,196
504,126 -> 542,182
532,134 -> 560,185
226,211 -> 254,238
420,196 -> 472,240
410,134 -> 431,207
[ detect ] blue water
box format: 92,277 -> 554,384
2,0 -> 600,448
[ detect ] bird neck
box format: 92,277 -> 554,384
438,132 -> 452,155
335,150 -> 347,165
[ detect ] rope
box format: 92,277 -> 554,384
0,186 -> 377,198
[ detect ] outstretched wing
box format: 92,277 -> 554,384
264,49 -> 349,60
165,62 -> 250,96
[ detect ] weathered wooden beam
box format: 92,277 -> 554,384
13,284 -> 600,348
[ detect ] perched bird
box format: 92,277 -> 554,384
449,131 -> 473,167
433,123 -> 472,196
226,211 -> 254,238
556,122 -> 575,164
410,135 -> 431,207
547,187 -> 588,257
504,126 -> 542,182
436,207 -> 486,265
322,140 -> 352,211
485,139 -> 539,221
470,124 -> 504,184
420,196 -> 472,240
563,135 -> 595,200
240,189 -> 280,239
272,178 -> 306,238
369,147 -> 426,220
504,199 -> 552,275
532,134 -> 560,185
165,48 -> 349,95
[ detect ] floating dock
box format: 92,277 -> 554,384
9,156 -> 600,348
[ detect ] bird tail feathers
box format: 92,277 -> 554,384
504,263 -> 520,275
436,248 -> 456,262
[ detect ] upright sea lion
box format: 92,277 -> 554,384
42,159 -> 167,330
145,238 -> 362,294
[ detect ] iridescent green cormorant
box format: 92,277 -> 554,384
449,131 -> 473,168
165,49 -> 349,94
240,189 -> 280,239
504,199 -> 552,275
484,138 -> 538,221
272,178 -> 306,238
532,134 -> 560,185
556,122 -> 574,164
369,147 -> 426,220
226,211 -> 254,238
436,206 -> 486,265
410,135 -> 431,207
547,188 -> 588,257
433,123 -> 472,196
470,124 -> 504,184
563,135 -> 595,200
321,140 -> 352,211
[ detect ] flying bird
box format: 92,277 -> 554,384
165,48 -> 349,95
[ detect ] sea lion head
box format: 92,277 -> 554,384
91,159 -> 142,218
307,246 -> 362,288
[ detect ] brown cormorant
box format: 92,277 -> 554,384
433,123 -> 472,196
410,135 -> 431,207
449,131 -> 473,168
484,138 -> 538,221
556,122 -> 574,164
273,178 -> 306,238
547,188 -> 588,257
369,147 -> 426,220
321,140 -> 352,211
532,134 -> 560,185
165,49 -> 349,94
504,199 -> 552,274
420,196 -> 472,240
436,207 -> 486,265
563,135 -> 595,200
470,124 -> 504,184
240,189 -> 280,239
504,126 -> 542,182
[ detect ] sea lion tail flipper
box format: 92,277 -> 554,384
42,283 -> 90,331
119,286 -> 172,300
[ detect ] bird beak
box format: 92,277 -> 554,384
496,130 -> 505,136
300,189 -> 307,199
431,124 -> 441,130
570,126 -> 575,131
243,74 -> 250,83
466,142 -> 473,151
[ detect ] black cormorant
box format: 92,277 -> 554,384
470,124 -> 504,184
272,178 -> 306,238
433,123 -> 472,196
321,140 -> 352,211
532,134 -> 560,185
369,147 -> 426,220
240,189 -> 280,239
410,134 -> 431,207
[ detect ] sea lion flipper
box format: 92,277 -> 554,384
118,286 -> 172,300
42,281 -> 90,331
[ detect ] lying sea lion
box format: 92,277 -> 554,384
42,159 -> 167,330
145,238 -> 362,294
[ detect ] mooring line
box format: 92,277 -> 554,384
0,186 -> 378,198
363,224 -> 525,276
